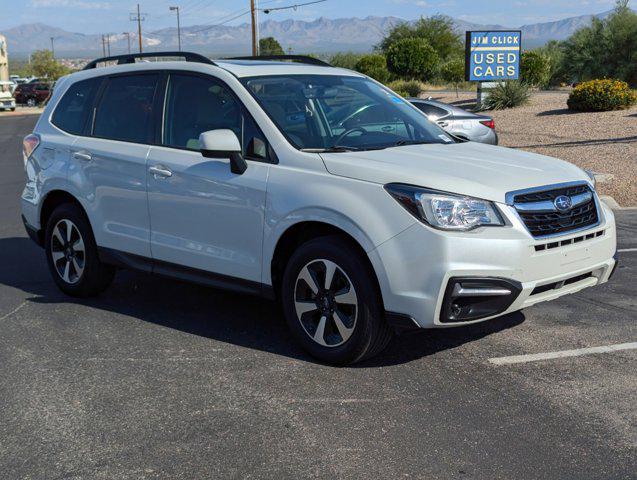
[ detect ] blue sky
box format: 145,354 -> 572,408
1,0 -> 619,33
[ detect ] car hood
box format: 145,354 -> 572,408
319,141 -> 590,204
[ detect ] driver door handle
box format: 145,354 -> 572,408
72,151 -> 92,162
149,165 -> 172,178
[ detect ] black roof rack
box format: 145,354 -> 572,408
83,51 -> 216,70
223,55 -> 331,67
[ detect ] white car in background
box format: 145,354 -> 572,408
0,81 -> 16,111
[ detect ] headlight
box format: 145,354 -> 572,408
385,183 -> 504,231
584,169 -> 596,188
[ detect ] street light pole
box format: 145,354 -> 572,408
169,6 -> 181,51
50,37 -> 55,58
123,32 -> 131,54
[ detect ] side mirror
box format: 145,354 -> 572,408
199,129 -> 247,175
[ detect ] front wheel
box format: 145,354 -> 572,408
281,236 -> 393,365
45,203 -> 115,297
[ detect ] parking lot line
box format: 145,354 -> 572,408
617,248 -> 637,253
489,342 -> 637,365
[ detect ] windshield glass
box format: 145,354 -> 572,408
240,74 -> 454,151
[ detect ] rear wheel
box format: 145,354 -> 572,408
45,203 -> 115,297
281,236 -> 393,365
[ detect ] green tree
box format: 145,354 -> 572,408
559,1 -> 637,86
534,40 -> 568,86
520,51 -> 551,88
259,37 -> 285,56
29,50 -> 70,80
386,37 -> 439,80
329,52 -> 364,70
379,15 -> 462,61
354,54 -> 390,83
440,57 -> 465,96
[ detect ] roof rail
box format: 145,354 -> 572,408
224,55 -> 331,67
83,51 -> 216,70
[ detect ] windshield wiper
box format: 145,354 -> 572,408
301,146 -> 361,153
393,140 -> 434,147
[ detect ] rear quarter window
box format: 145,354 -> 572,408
52,77 -> 101,135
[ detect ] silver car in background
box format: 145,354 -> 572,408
408,97 -> 498,145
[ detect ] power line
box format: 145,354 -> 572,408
261,0 -> 326,14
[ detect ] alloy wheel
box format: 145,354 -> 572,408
294,259 -> 358,347
50,219 -> 85,285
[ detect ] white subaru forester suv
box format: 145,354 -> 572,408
21,52 -> 617,365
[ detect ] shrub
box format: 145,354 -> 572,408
354,54 -> 390,83
440,57 -> 465,95
387,79 -> 424,98
386,37 -> 439,81
259,37 -> 285,56
520,51 -> 551,88
329,52 -> 364,70
483,81 -> 530,110
567,79 -> 637,111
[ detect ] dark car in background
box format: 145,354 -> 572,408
408,97 -> 498,145
14,82 -> 51,106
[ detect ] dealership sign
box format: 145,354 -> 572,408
465,31 -> 521,82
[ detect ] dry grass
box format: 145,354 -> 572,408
424,91 -> 637,207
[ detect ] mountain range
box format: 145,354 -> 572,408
0,9 -> 626,58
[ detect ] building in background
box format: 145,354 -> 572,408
0,35 -> 8,81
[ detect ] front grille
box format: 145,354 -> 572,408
513,184 -> 599,238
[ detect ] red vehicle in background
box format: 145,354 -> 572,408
14,82 -> 51,106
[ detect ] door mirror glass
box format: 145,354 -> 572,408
199,129 -> 241,157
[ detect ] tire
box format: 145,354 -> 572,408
26,98 -> 36,107
45,203 -> 115,297
281,235 -> 393,365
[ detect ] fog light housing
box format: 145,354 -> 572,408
440,277 -> 522,323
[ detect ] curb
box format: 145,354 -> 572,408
600,195 -> 637,211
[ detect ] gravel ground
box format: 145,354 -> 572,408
425,91 -> 637,207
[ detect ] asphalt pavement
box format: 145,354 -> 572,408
0,114 -> 635,479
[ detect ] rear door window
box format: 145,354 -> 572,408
52,77 -> 101,135
93,74 -> 159,144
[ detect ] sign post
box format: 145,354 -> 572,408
465,31 -> 522,109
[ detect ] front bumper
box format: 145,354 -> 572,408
369,200 -> 617,328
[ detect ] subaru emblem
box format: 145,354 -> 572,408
554,195 -> 573,212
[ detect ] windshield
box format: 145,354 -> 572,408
240,75 -> 455,151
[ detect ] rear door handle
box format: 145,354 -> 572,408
149,165 -> 172,178
72,151 -> 92,162
381,125 -> 395,132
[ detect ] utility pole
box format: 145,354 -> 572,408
170,6 -> 181,51
101,35 -> 106,56
250,0 -> 259,56
123,32 -> 131,54
130,4 -> 146,53
50,37 -> 55,58
106,34 -> 111,56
